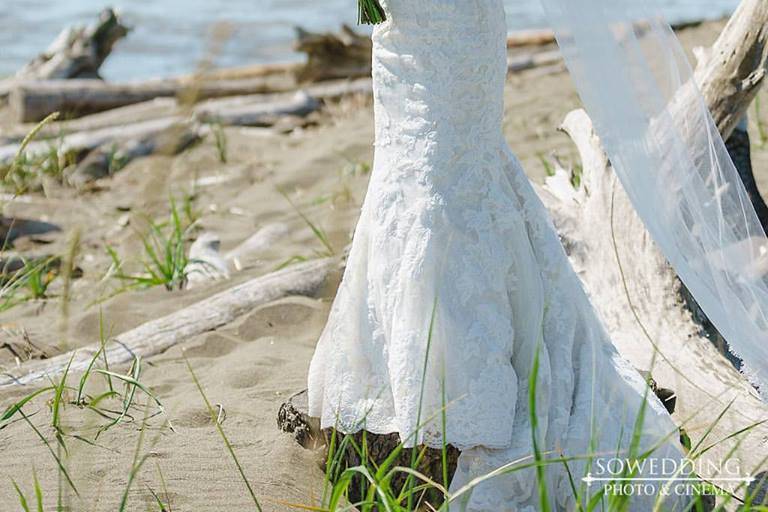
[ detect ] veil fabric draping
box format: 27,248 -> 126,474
539,0 -> 768,395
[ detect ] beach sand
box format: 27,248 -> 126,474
1,19 -> 766,510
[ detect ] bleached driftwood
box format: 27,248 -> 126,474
16,9 -> 127,81
66,120 -> 201,187
507,50 -> 562,74
185,232 -> 231,290
226,223 -> 290,271
0,117 -> 187,166
0,9 -> 129,101
294,25 -> 372,83
195,91 -> 320,127
539,109 -> 768,478
1,79 -> 374,180
725,121 -> 768,230
504,20 -> 702,49
539,0 -> 768,473
694,0 -> 768,139
9,73 -> 374,125
9,76 -> 294,123
691,0 -> 768,230
0,257 -> 337,388
0,98 -> 180,145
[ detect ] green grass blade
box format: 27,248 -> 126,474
1,386 -> 56,424
529,343 -> 551,512
19,409 -> 79,497
184,355 -> 262,511
32,467 -> 43,512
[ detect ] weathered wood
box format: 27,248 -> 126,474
0,98 -> 179,145
226,223 -> 290,271
0,116 -> 185,166
507,50 -> 562,74
1,80 -> 373,174
10,74 -> 375,125
0,257 -> 337,388
185,232 -> 230,290
504,20 -> 703,49
195,91 -> 319,127
294,24 -> 372,83
66,120 -> 201,187
694,0 -> 768,139
276,389 -> 322,449
0,9 -> 129,101
507,29 -> 557,48
9,76 -> 294,123
539,108 -> 768,484
0,217 -> 60,246
726,121 -> 768,231
18,9 -> 128,80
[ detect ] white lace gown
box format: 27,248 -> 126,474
308,0 -> 685,509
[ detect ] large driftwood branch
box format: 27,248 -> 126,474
0,78 -> 371,171
0,258 -> 337,388
0,9 -> 128,101
539,109 -> 768,479
0,117 -> 188,166
537,0 -> 768,475
694,0 -> 768,139
19,9 -> 128,81
693,0 -> 768,229
9,74 -> 373,125
0,98 -> 180,146
294,25 -> 372,83
67,121 -> 201,187
8,76 -> 294,123
0,217 -> 60,247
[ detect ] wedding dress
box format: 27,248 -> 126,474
308,0 -> 686,509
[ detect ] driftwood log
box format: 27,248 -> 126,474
1,78 -> 373,161
504,20 -> 703,49
726,120 -> 768,231
693,0 -> 768,229
294,25 -> 372,83
0,257 -> 337,388
0,217 -> 60,246
8,76 -> 299,123
195,91 -> 319,127
0,117 -> 190,166
534,0 -> 768,480
540,108 -> 768,495
0,9 -> 129,101
0,98 -> 180,146
66,120 -> 201,187
15,9 -> 128,81
694,0 -> 768,139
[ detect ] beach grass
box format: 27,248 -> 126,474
105,195 -> 193,292
3,315 -> 765,511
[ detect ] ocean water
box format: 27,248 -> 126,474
0,0 -> 739,81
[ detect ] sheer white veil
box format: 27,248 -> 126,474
539,0 -> 768,395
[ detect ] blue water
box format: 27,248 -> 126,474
0,0 -> 738,80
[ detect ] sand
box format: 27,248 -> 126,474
1,19 -> 766,510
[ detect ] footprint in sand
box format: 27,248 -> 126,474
173,408 -> 213,428
183,333 -> 238,359
227,357 -> 285,389
237,297 -> 325,341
